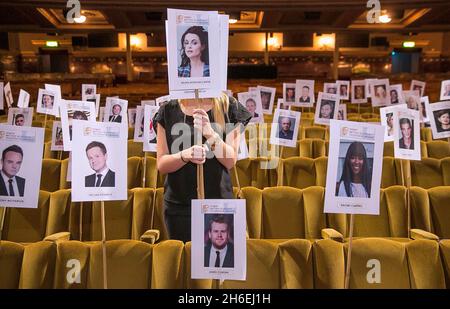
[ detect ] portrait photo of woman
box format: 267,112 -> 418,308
336,141 -> 372,198
178,26 -> 210,78
434,109 -> 450,132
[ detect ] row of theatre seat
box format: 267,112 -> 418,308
1,238 -> 450,288
37,154 -> 450,193
1,186 -> 450,243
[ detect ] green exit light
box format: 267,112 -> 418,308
46,41 -> 59,47
402,41 -> 415,48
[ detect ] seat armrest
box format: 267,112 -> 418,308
410,229 -> 439,241
140,229 -> 160,244
44,232 -> 71,242
321,228 -> 344,242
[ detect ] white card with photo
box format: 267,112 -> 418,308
440,80 -> 450,101
191,199 -> 246,281
426,100 -> 450,140
99,106 -> 105,122
103,97 -> 128,125
51,121 -> 64,151
143,105 -> 160,152
295,79 -> 315,107
166,9 -> 221,99
351,80 -> 368,104
133,106 -> 145,142
128,108 -> 137,128
7,108 -> 33,127
257,86 -> 276,114
283,83 -> 296,106
219,14 -> 229,92
36,88 -> 57,116
324,120 -> 384,215
276,98 -> 290,110
403,90 -> 420,111
71,120 -> 127,202
156,95 -> 171,106
370,79 -> 390,107
237,91 -> 263,124
237,137 -> 249,161
388,84 -> 405,105
410,80 -> 426,97
314,92 -> 339,126
17,89 -> 30,108
44,84 -> 62,117
4,82 -> 13,108
0,125 -> 44,208
81,84 -> 96,100
365,78 -> 377,98
379,104 -> 406,142
337,104 -> 347,121
141,100 -> 156,106
0,81 -> 4,110
323,82 -> 337,95
270,109 -> 300,148
66,152 -> 72,182
419,96 -> 430,123
84,94 -> 101,118
336,80 -> 350,100
393,108 -> 421,161
60,100 -> 96,151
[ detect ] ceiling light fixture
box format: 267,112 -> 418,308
74,15 -> 86,23
379,14 -> 391,23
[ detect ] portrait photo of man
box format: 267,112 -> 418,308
277,117 -> 294,140
354,85 -> 365,100
204,214 -> 234,268
0,145 -> 25,197
260,91 -> 272,110
299,86 -> 311,103
109,104 -> 123,123
399,118 -> 414,150
85,141 -> 115,187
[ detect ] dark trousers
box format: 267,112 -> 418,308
164,201 -> 191,243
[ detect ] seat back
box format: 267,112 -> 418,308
426,140 -> 450,159
127,156 -> 142,189
40,159 -> 61,192
1,191 -> 51,242
281,157 -> 317,188
410,158 -> 443,188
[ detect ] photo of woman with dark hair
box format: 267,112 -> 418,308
178,26 -> 209,78
434,109 -> 450,132
336,141 -> 372,198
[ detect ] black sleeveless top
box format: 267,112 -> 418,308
153,96 -> 252,211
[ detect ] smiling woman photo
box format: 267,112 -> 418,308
336,141 -> 372,198
178,26 -> 210,78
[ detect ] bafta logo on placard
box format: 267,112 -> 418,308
83,127 -> 92,136
0,131 -> 5,140
201,204 -> 209,213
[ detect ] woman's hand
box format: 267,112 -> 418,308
193,109 -> 215,140
181,145 -> 206,165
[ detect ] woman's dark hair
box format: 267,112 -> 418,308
435,109 -> 450,120
73,110 -> 88,120
339,141 -> 371,197
180,26 -> 209,67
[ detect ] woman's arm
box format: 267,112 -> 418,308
156,123 -> 206,174
209,126 -> 241,170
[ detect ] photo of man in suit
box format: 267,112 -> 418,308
109,104 -> 122,123
204,214 -> 234,268
277,117 -> 294,140
399,118 -> 414,150
85,141 -> 115,187
0,145 -> 25,197
299,86 -> 311,103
